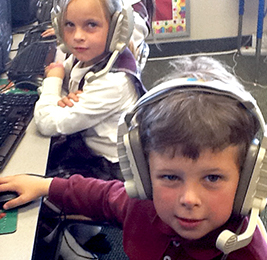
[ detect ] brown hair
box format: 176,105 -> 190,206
137,90 -> 260,170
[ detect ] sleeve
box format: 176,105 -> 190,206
34,71 -> 137,136
48,175 -> 131,226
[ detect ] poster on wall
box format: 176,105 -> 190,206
149,0 -> 190,41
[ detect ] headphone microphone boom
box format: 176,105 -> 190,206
117,78 -> 267,255
85,2 -> 135,83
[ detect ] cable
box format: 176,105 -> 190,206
10,48 -> 19,52
0,81 -> 15,93
12,21 -> 52,35
14,80 -> 43,88
147,41 -> 267,89
62,229 -> 98,259
26,173 -> 48,178
232,51 -> 267,89
42,206 -> 99,259
221,253 -> 228,260
147,49 -> 238,62
57,210 -> 98,259
147,35 -> 253,62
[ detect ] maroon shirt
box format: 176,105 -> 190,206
49,175 -> 267,260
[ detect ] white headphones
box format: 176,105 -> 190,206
117,78 -> 267,255
50,0 -> 135,82
51,0 -> 134,52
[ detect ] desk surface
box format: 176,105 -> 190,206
0,120 -> 50,260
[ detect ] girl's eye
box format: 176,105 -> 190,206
65,21 -> 74,27
88,22 -> 97,28
205,175 -> 221,183
162,175 -> 180,181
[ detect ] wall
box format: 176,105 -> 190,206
153,0 -> 266,42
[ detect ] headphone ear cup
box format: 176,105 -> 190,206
51,4 -> 71,53
105,11 -> 121,52
51,14 -> 59,37
127,126 -> 153,199
105,5 -> 134,53
216,135 -> 267,255
117,114 -> 152,200
51,2 -> 63,44
232,139 -> 260,216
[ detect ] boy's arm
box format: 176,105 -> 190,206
49,175 -> 129,225
0,174 -> 130,226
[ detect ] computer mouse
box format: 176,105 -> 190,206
0,191 -> 18,210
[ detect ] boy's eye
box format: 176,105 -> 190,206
205,175 -> 221,183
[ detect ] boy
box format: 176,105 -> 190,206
1,56 -> 267,259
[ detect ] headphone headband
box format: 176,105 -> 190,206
126,78 -> 265,132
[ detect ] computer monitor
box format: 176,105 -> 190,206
0,0 -> 12,74
10,0 -> 38,28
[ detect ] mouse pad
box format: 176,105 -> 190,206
0,208 -> 18,234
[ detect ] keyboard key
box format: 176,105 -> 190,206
0,93 -> 39,171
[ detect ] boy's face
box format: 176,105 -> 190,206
149,146 -> 240,240
63,0 -> 109,64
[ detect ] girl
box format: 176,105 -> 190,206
34,0 -> 146,180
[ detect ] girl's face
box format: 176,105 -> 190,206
149,146 -> 240,240
63,0 -> 109,64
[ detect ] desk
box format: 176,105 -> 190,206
0,120 -> 50,260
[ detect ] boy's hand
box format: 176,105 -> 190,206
58,90 -> 83,107
45,62 -> 65,79
0,174 -> 53,210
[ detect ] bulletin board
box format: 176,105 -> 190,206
149,0 -> 190,41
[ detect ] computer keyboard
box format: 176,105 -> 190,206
0,22 -> 56,170
17,22 -> 56,51
8,41 -> 57,84
0,92 -> 39,171
7,23 -> 57,89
